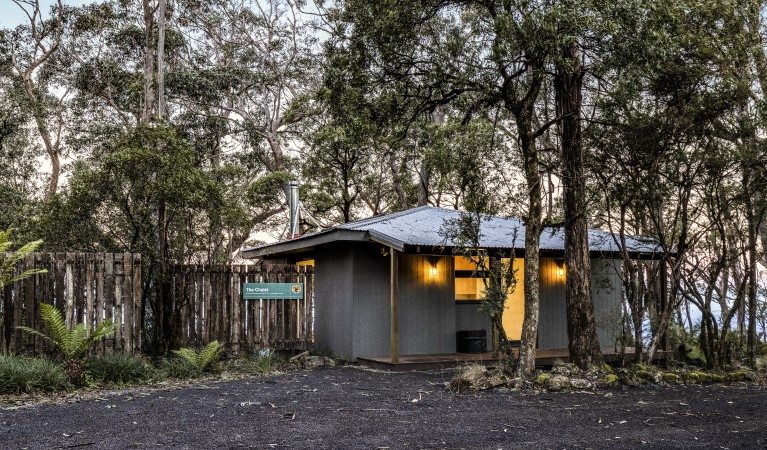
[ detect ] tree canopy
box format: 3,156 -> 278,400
1,0 -> 765,366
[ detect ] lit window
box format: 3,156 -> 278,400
454,256 -> 488,301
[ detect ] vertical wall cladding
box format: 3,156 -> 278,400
591,258 -> 623,348
455,303 -> 491,345
397,253 -> 456,355
538,257 -> 568,349
314,244 -> 354,359
350,244 -> 391,359
537,257 -> 624,350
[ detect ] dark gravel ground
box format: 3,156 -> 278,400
1,366 -> 765,449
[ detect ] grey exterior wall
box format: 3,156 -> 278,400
313,244 -> 355,359
455,304 -> 491,337
538,258 -> 568,348
314,245 -> 623,359
397,253 -> 456,355
538,257 -> 623,349
591,259 -> 623,348
315,246 -> 465,359
349,245 -> 392,359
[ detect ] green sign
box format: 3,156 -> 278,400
243,283 -> 304,300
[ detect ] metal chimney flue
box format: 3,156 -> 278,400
288,181 -> 300,239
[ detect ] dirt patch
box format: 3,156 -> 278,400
1,366 -> 765,449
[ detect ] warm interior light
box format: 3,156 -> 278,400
557,266 -> 564,277
430,266 -> 437,276
556,259 -> 565,277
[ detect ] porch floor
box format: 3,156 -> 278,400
356,347 -> 669,371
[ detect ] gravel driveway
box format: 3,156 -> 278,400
2,366 -> 765,449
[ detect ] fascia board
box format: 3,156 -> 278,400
366,229 -> 406,252
242,229 -> 369,258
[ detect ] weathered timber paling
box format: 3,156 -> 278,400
0,252 -> 143,355
167,263 -> 313,353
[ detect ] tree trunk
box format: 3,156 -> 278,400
156,0 -> 167,118
388,151 -> 408,210
556,39 -> 603,369
10,0 -> 64,202
517,122 -> 542,379
744,162 -> 759,368
142,0 -> 156,124
417,158 -> 430,206
513,65 -> 545,379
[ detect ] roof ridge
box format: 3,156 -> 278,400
341,205 -> 436,229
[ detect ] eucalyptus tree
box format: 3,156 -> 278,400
587,0 -> 755,364
0,80 -> 37,230
2,0 -> 66,201
171,0 -> 322,244
42,124 -> 222,351
739,0 -> 767,367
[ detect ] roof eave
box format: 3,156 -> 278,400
242,229 -> 370,258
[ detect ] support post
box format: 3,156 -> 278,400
660,258 -> 669,351
390,247 -> 399,363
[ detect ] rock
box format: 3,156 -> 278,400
686,371 -> 711,384
598,374 -> 620,388
480,375 -> 509,390
635,370 -> 651,383
450,364 -> 489,391
536,373 -> 551,385
546,375 -> 571,392
662,373 -> 682,384
711,374 -> 726,383
726,370 -> 757,382
570,378 -> 592,390
551,362 -> 579,377
303,356 -> 336,369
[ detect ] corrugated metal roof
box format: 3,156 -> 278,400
244,206 -> 661,256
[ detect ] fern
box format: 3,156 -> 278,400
17,303 -> 116,360
172,341 -> 224,373
0,229 -> 47,289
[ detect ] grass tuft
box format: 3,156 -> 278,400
86,353 -> 151,384
0,354 -> 71,394
158,356 -> 202,379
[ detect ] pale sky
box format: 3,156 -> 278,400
0,0 -> 92,28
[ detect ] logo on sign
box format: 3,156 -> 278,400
291,284 -> 301,293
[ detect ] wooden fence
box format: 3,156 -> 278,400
169,264 -> 313,352
1,253 -> 142,355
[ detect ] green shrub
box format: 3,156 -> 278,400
686,371 -> 712,384
17,303 -> 115,385
171,341 -> 224,375
86,353 -> 151,384
0,354 -> 71,394
535,373 -> 551,385
662,373 -> 682,384
158,356 -> 200,379
727,370 -> 757,382
0,230 -> 46,289
241,349 -> 276,375
602,373 -> 620,387
158,341 -> 225,379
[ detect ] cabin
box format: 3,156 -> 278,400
242,206 -> 659,363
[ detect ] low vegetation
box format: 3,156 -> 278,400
0,354 -> 71,394
450,359 -> 764,393
170,341 -> 224,376
239,349 -> 281,375
17,303 -> 115,386
85,353 -> 151,385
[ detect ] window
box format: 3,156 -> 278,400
453,255 -> 526,340
454,256 -> 489,301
